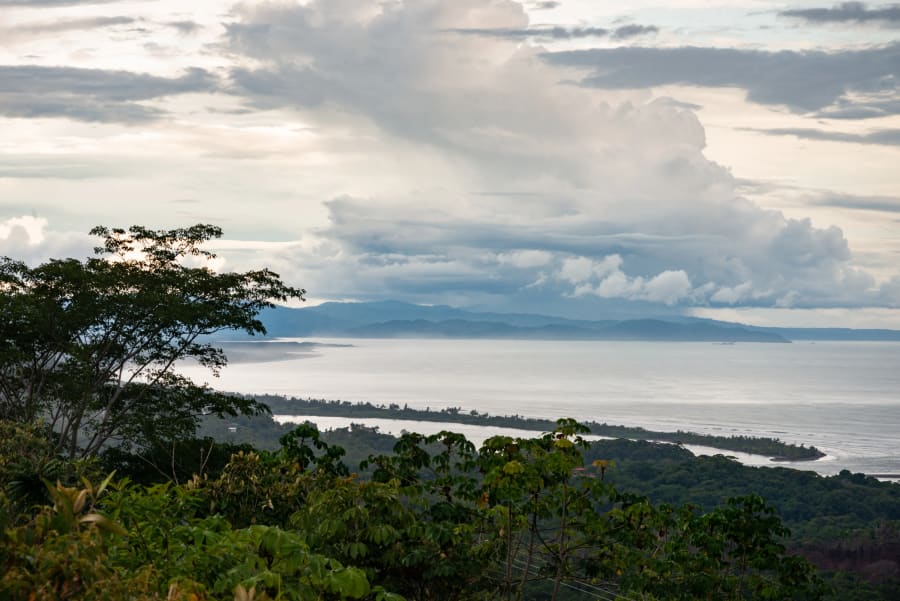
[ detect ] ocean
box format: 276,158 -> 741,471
179,338 -> 900,477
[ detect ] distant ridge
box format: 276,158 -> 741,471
220,300 -> 900,343
343,317 -> 789,342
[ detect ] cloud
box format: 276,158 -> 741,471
6,16 -> 134,36
0,15 -> 198,40
879,275 -> 900,306
529,1 -> 560,10
445,25 -> 611,39
611,24 -> 658,39
547,43 -> 900,117
811,192 -> 900,213
558,256 -> 597,283
217,0 -> 895,311
0,155 -> 127,179
0,16 -> 136,43
272,192 -> 883,311
743,126 -> 900,147
166,20 -> 200,35
0,0 -> 128,5
0,65 -> 217,122
710,281 -> 754,305
497,250 -> 553,268
814,98 -> 900,119
570,256 -> 693,305
444,23 -> 657,40
0,216 -> 93,266
780,2 -> 900,27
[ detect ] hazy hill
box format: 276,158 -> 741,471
246,301 -> 787,342
233,300 -> 900,343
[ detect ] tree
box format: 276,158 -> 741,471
0,224 -> 305,459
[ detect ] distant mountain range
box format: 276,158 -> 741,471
223,300 -> 900,343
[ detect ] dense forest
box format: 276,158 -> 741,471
4,413 -> 900,600
198,410 -> 900,600
1,225 -> 897,600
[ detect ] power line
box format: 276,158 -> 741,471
506,556 -> 625,601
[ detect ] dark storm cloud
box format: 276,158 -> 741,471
0,65 -> 217,123
780,2 -> 900,26
546,43 -> 900,116
746,127 -> 900,146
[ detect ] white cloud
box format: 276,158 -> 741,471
209,0 -> 898,311
567,256 -> 693,305
642,270 -> 692,305
558,256 -> 595,283
0,215 -> 45,244
0,0 -> 898,321
497,249 -> 553,268
711,281 -> 753,304
0,216 -> 92,264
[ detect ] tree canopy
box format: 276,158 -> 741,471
0,224 -> 305,458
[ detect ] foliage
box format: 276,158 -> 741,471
0,420 -> 103,512
100,437 -> 258,485
279,422 -> 350,476
0,475 -> 149,601
346,420 -> 823,600
589,446 -> 900,539
1,476 -> 396,601
0,224 -> 839,599
4,422 -> 823,600
195,424 -> 354,528
198,414 -> 899,600
0,224 -> 305,459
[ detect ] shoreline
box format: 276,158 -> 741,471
259,395 -> 826,462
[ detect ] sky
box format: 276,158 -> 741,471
1,0 -> 900,327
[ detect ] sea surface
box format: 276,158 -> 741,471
179,339 -> 900,477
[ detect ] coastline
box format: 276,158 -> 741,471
262,395 -> 827,462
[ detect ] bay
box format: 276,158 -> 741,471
179,339 -> 900,477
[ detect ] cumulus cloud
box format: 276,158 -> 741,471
569,255 -> 693,305
0,65 -> 217,122
213,0 -> 894,312
0,216 -> 93,265
711,282 -> 754,305
547,43 -> 900,118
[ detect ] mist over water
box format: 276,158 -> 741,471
181,339 -> 900,476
